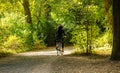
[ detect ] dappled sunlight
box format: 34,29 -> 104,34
17,47 -> 73,56
93,46 -> 112,55
0,47 -> 120,73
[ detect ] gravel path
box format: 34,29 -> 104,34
0,46 -> 120,73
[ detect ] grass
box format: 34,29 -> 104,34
0,49 -> 15,58
71,46 -> 112,58
0,45 -> 46,59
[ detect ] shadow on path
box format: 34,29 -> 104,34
0,46 -> 119,73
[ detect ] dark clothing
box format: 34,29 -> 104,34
55,29 -> 65,41
55,29 -> 65,48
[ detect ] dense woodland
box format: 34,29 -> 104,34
0,0 -> 120,60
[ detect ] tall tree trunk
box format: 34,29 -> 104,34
104,0 -> 112,25
23,0 -> 32,24
86,20 -> 89,54
104,0 -> 111,14
22,0 -> 33,44
104,0 -> 113,32
86,20 -> 92,54
111,0 -> 120,60
43,1 -> 54,46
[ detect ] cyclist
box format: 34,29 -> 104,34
55,25 -> 66,52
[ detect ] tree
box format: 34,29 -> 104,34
23,0 -> 32,24
111,0 -> 120,60
22,0 -> 33,44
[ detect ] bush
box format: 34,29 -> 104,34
3,35 -> 25,51
33,40 -> 46,50
70,28 -> 87,52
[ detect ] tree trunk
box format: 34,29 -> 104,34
104,0 -> 111,14
111,0 -> 120,60
86,20 -> 89,54
23,0 -> 32,24
104,0 -> 112,25
22,0 -> 33,44
86,20 -> 92,54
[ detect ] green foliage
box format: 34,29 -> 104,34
0,0 -> 113,57
69,0 -> 111,54
33,40 -> 46,50
71,28 -> 87,51
95,31 -> 112,48
0,0 -> 46,57
3,35 -> 24,50
0,49 -> 15,58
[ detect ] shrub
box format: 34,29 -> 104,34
3,35 -> 25,51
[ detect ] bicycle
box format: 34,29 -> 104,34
56,41 -> 64,56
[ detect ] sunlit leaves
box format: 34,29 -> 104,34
69,0 -> 109,54
0,0 -> 112,55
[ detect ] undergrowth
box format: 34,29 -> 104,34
72,47 -> 112,58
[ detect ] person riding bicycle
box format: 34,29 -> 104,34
55,25 -> 66,52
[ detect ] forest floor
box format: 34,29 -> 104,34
0,46 -> 120,73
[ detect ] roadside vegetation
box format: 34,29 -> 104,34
0,0 -> 112,58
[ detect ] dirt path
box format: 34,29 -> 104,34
0,46 -> 120,73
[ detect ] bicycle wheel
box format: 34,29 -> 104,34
56,42 -> 63,56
